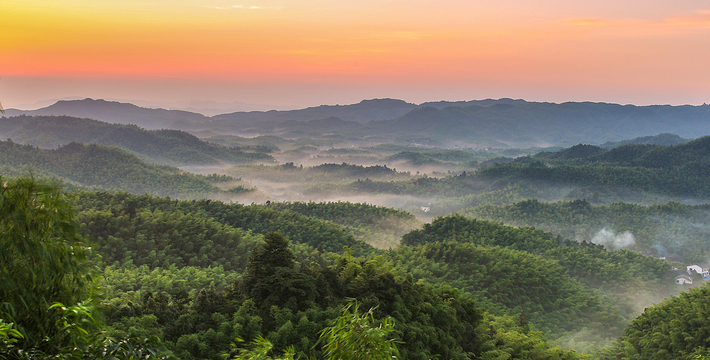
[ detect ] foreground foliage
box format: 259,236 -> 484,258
2,175 -> 682,359
0,177 -> 165,359
601,285 -> 710,360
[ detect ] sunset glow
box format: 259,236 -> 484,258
2,0 -> 710,108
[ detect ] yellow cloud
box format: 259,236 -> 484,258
564,9 -> 710,35
667,9 -> 710,28
567,18 -> 611,27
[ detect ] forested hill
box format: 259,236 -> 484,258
75,190 -> 657,356
268,201 -> 422,248
400,214 -> 671,290
601,285 -> 710,360
0,140 -> 235,198
75,191 -> 373,259
599,133 -> 688,149
464,199 -> 710,262
396,214 -> 677,350
0,115 -> 273,166
478,136 -> 710,199
4,175 -> 692,359
528,135 -> 710,167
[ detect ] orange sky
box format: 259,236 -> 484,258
2,0 -> 710,108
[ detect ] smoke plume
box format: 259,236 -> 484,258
591,228 -> 636,251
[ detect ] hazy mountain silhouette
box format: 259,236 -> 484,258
5,98 -> 209,129
210,98 -> 418,125
362,102 -> 710,147
4,98 -> 710,148
0,115 -> 272,166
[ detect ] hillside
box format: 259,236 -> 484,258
74,190 -> 615,357
479,136 -> 710,199
268,201 -> 423,248
75,191 -> 373,255
464,199 -> 710,263
601,285 -> 710,360
0,115 -> 273,166
0,140 -> 236,198
599,133 -> 688,149
3,172 -> 693,359
397,214 -> 678,350
4,98 -> 710,360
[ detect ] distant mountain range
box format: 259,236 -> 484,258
5,98 -> 209,129
5,98 -> 710,148
0,115 -> 272,166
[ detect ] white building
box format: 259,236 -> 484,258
687,265 -> 709,276
676,275 -> 693,285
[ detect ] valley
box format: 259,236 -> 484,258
2,98 -> 710,359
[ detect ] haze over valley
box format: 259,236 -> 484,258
4,0 -> 710,359
3,95 -> 710,359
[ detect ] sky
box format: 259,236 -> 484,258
2,0 -> 710,109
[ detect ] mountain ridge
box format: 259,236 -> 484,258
4,98 -> 710,148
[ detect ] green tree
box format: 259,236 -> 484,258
230,301 -> 398,360
318,301 -> 399,360
229,336 -> 295,360
0,177 -> 167,359
0,176 -> 97,352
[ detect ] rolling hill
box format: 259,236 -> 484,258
0,115 -> 273,166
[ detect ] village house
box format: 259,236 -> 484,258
687,265 -> 710,276
675,275 -> 693,285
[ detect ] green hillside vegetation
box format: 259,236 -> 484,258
98,235 -> 585,360
0,176 -> 168,359
0,115 -> 273,165
7,99 -> 710,360
74,191 -> 372,256
599,133 -> 689,149
479,136 -> 710,199
70,189 -> 595,359
400,214 -> 672,289
101,245 -> 472,360
464,199 -> 710,262
388,242 -> 623,347
0,140 -> 240,198
316,137 -> 710,215
601,285 -> 710,360
398,214 -> 676,349
268,201 -> 423,248
6,175 -> 689,359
